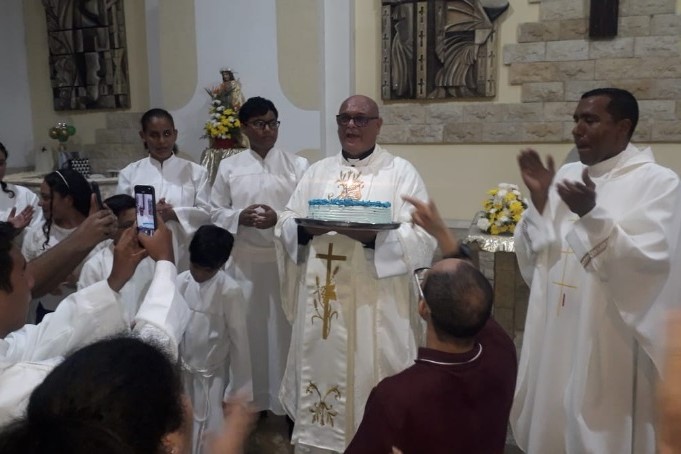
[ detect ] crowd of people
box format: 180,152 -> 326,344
1,88 -> 681,454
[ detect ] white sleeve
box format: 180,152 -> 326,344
210,160 -> 241,234
222,285 -> 253,401
116,165 -> 133,196
133,260 -> 190,360
0,281 -> 127,362
77,254 -> 104,291
172,165 -> 211,236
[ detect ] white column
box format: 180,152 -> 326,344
145,0 -> 163,107
319,0 -> 355,157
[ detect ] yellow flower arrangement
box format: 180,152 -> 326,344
477,183 -> 528,235
203,98 -> 241,140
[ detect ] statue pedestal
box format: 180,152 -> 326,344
200,146 -> 245,184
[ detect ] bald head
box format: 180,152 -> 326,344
339,95 -> 380,117
423,259 -> 493,340
336,95 -> 383,157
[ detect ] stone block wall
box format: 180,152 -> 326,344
378,0 -> 681,144
81,112 -> 146,173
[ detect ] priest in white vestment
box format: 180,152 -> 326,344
117,108 -> 211,271
211,97 -> 308,415
0,218 -> 190,425
275,95 -> 435,453
510,88 -> 681,454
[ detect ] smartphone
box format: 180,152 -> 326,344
134,185 -> 157,236
90,181 -> 103,210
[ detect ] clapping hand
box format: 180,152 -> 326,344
556,167 -> 596,217
517,148 -> 555,214
6,205 -> 34,231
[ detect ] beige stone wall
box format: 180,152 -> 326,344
379,0 -> 681,145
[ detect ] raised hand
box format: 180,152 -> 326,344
402,195 -> 461,257
137,213 -> 174,263
6,205 -> 34,231
556,167 -> 596,217
76,193 -> 117,247
517,148 -> 555,214
253,204 -> 277,229
108,225 -> 148,292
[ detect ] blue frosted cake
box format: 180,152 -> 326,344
308,199 -> 392,224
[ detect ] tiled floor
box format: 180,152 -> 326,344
246,413 -> 523,453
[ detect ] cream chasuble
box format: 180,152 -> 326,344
275,145 -> 436,452
511,144 -> 681,454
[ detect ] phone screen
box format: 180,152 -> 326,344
134,186 -> 157,236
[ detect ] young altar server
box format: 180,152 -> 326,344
0,142 -> 42,245
177,225 -> 252,453
210,96 -> 308,415
22,169 -> 108,322
78,194 -> 156,322
117,108 -> 211,271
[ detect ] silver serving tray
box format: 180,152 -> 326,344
295,218 -> 400,231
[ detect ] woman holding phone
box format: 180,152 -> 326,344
116,108 -> 211,270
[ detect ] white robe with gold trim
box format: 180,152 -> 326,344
511,144 -> 681,454
275,145 -> 435,452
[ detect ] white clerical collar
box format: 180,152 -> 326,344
588,143 -> 639,178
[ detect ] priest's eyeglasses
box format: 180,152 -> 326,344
336,114 -> 379,127
413,267 -> 431,302
248,120 -> 281,130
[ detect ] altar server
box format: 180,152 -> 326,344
0,216 -> 190,424
0,142 -> 42,245
78,194 -> 155,322
117,108 -> 211,270
22,169 -> 108,321
211,96 -> 308,415
177,225 -> 252,453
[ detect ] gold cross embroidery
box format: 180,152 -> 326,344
552,247 -> 578,316
313,244 -> 347,339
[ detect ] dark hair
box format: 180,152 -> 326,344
41,169 -> 92,249
140,108 -> 175,131
189,225 -> 234,270
581,88 -> 639,139
0,222 -> 17,293
423,261 -> 493,340
103,194 -> 136,217
238,97 -> 278,124
0,337 -> 185,454
0,142 -> 16,199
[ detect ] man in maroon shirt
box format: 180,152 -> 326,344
345,257 -> 517,454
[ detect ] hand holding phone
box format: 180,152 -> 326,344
134,185 -> 157,236
90,181 -> 104,211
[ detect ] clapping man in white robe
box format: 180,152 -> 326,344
510,88 -> 681,453
275,95 -> 435,453
211,97 -> 308,417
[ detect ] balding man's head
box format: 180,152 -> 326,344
422,259 -> 493,340
336,95 -> 383,157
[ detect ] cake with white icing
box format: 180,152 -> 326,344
308,198 -> 392,224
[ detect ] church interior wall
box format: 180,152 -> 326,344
3,0 -> 680,223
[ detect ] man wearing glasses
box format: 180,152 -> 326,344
275,95 -> 436,453
346,259 -> 517,454
211,96 -> 309,417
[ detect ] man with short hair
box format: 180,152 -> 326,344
346,258 -> 517,454
275,95 -> 436,452
511,88 -> 681,453
211,96 -> 308,416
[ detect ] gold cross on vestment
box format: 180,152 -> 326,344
313,244 -> 347,339
552,247 -> 578,316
